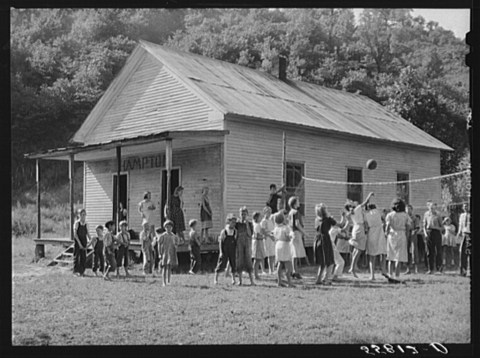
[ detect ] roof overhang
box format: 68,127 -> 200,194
25,130 -> 229,161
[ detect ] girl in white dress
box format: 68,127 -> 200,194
386,199 -> 412,278
442,217 -> 456,269
261,206 -> 276,274
273,212 -> 294,287
365,203 -> 387,280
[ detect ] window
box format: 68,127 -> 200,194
397,172 -> 409,204
347,168 -> 363,203
285,162 -> 305,215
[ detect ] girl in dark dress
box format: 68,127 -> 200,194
169,186 -> 186,245
314,203 -> 336,285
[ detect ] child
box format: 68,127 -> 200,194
91,224 -> 105,276
261,206 -> 276,274
328,225 -> 345,280
73,209 -> 92,277
337,205 -> 353,271
188,219 -> 202,274
252,212 -> 266,280
138,191 -> 156,234
157,220 -> 179,286
235,207 -> 255,286
139,219 -> 154,276
103,221 -> 117,281
442,217 -> 456,270
288,196 -> 307,279
200,187 -> 213,244
314,204 -> 336,285
365,203 -> 387,280
214,214 -> 238,285
273,211 -> 294,287
115,221 -> 131,278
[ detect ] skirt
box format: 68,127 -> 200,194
366,225 -> 387,256
349,224 -> 367,251
386,230 -> 408,263
264,236 -> 276,257
252,239 -> 266,259
442,234 -> 456,247
314,233 -> 335,267
290,231 -> 306,258
275,240 -> 292,262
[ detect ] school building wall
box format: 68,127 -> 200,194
83,144 -> 223,238
224,117 -> 442,246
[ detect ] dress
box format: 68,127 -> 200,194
252,222 -> 266,260
442,224 -> 456,246
348,206 -> 367,251
169,195 -> 186,234
158,232 -> 178,267
139,200 -> 156,226
365,209 -> 387,256
200,195 -> 213,229
386,212 -> 411,263
274,224 -> 293,262
314,217 -> 336,267
336,216 -> 352,254
235,221 -> 253,273
261,217 -> 276,257
140,230 -> 154,274
328,227 -> 345,277
288,209 -> 306,258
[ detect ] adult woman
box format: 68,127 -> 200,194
385,198 -> 412,278
169,186 -> 186,245
314,203 -> 336,285
200,186 -> 213,243
365,203 -> 387,280
138,191 -> 156,233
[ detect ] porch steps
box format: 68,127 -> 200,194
48,244 -> 94,267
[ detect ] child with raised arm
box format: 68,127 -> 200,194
139,219 -> 154,276
158,220 -> 179,286
273,211 -> 294,287
214,214 -> 238,285
91,224 -> 105,276
188,219 -> 202,274
102,221 -> 117,281
251,212 -> 266,280
115,221 -> 131,278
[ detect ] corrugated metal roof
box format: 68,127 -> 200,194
142,40 -> 452,151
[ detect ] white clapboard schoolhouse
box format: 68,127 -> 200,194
27,40 -> 452,252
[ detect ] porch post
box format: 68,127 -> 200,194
34,159 -> 44,261
69,153 -> 75,241
116,146 -> 121,231
165,138 -> 172,220
282,131 -> 287,210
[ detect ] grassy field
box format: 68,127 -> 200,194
12,236 -> 471,346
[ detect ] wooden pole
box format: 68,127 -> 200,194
116,146 -> 121,232
166,139 -> 172,220
69,153 -> 75,242
282,131 -> 287,210
34,159 -> 44,261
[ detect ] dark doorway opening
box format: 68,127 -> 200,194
161,168 -> 180,226
113,173 -> 128,227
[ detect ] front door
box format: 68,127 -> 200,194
161,168 -> 180,226
113,173 -> 128,226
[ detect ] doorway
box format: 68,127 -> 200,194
161,168 -> 180,226
113,173 -> 128,225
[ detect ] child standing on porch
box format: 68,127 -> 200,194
73,209 -> 92,277
91,224 -> 105,276
139,219 -> 154,275
157,220 -> 179,286
103,220 -> 117,281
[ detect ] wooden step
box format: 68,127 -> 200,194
54,259 -> 73,264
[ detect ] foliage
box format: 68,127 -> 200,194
11,8 -> 469,198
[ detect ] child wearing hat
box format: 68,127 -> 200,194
91,224 -> 105,276
157,220 -> 179,286
214,213 -> 238,285
116,220 -> 131,278
188,219 -> 202,274
140,219 -> 154,275
103,220 -> 117,281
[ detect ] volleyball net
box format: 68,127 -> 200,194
293,169 -> 471,221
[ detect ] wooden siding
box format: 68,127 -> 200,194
84,144 -> 222,238
224,118 -> 442,247
81,51 -> 223,145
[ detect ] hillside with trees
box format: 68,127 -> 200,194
11,8 -> 470,204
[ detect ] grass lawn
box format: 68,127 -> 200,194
12,237 -> 471,346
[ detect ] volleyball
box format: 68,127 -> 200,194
366,159 -> 377,170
